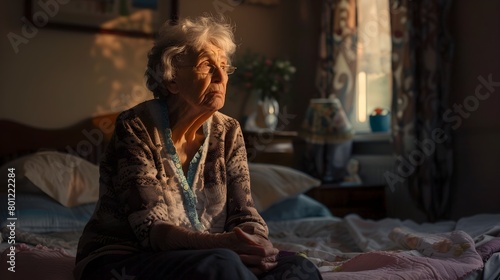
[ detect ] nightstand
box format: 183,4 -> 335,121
243,130 -> 298,168
305,183 -> 386,220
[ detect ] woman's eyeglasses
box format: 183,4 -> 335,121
179,63 -> 237,75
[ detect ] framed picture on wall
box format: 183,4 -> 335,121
25,0 -> 177,38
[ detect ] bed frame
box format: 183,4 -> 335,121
0,113 -> 119,165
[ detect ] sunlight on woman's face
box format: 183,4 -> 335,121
173,44 -> 229,114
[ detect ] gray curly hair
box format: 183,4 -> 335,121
145,16 -> 237,99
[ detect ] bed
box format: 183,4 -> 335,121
0,113 -> 499,280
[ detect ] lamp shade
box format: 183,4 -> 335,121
301,98 -> 354,144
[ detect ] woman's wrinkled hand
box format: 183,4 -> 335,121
228,227 -> 279,275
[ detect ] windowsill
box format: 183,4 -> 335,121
352,131 -> 392,155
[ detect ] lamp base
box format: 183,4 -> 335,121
306,140 -> 353,183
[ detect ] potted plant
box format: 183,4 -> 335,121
232,51 -> 296,102
369,107 -> 391,132
232,51 -> 296,131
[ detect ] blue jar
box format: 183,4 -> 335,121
369,112 -> 390,132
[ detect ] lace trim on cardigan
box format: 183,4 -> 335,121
163,106 -> 207,231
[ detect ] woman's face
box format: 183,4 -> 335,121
170,44 -> 229,114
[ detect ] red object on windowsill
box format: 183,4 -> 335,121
371,107 -> 389,116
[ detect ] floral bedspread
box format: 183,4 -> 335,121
268,214 -> 500,280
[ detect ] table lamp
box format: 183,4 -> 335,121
300,96 -> 355,183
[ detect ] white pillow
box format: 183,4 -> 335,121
1,151 -> 99,207
248,163 -> 321,212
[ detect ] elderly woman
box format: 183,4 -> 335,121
74,16 -> 322,280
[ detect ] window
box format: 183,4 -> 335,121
352,0 -> 392,132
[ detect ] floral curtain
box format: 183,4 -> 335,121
389,0 -> 454,222
315,0 -> 357,115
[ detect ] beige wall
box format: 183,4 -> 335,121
0,1 -> 321,130
0,1 -> 154,128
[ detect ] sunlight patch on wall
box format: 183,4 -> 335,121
90,33 -> 153,116
101,9 -> 156,34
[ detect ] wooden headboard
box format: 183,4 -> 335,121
0,113 -> 120,165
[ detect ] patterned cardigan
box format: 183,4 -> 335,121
74,99 -> 268,278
